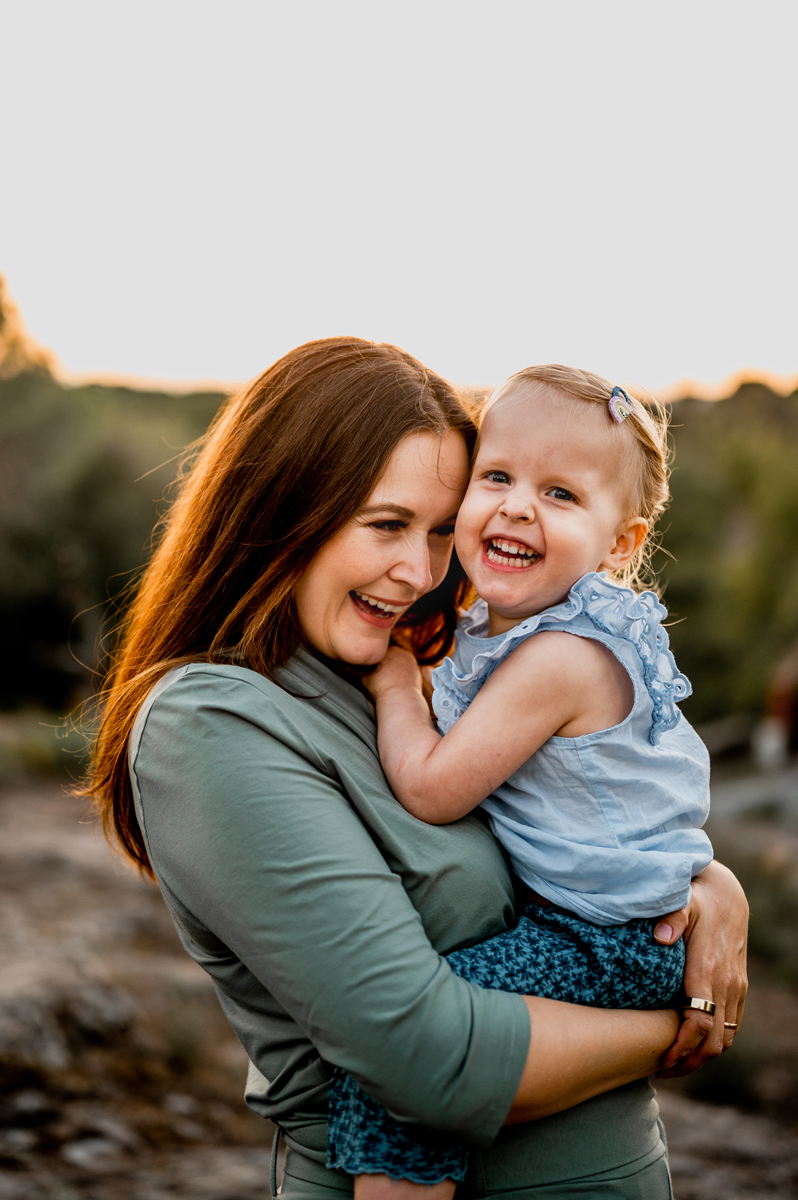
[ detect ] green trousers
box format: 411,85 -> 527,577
279,1133 -> 671,1200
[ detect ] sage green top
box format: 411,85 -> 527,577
129,651 -> 664,1188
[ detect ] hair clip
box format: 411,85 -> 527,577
608,386 -> 632,425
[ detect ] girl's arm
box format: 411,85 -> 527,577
367,635 -> 629,823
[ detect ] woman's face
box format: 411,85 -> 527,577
295,430 -> 470,665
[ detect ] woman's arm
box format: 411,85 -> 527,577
354,1002 -> 680,1200
507,857 -> 749,1120
653,859 -> 749,1073
506,852 -> 749,1118
507,1000 -> 680,1122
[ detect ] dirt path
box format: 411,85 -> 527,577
1,780 -> 796,1198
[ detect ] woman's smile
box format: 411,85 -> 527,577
349,590 -> 413,623
294,430 -> 469,663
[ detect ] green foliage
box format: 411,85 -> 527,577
0,369 -> 225,709
655,384 -> 798,725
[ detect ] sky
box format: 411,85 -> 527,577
2,1 -> 796,395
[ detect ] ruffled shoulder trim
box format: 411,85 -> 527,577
567,574 -> 692,743
456,599 -> 491,638
436,573 -> 691,744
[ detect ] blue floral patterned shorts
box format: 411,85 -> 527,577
326,904 -> 684,1184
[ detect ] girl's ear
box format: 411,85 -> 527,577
600,517 -> 648,572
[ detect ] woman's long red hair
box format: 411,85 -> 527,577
83,337 -> 476,877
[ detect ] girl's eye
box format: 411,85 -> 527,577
485,471 -> 510,485
548,487 -> 577,503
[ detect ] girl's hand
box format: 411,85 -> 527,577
653,860 -> 749,1076
364,646 -> 424,702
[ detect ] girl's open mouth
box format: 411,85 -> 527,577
483,538 -> 542,570
349,591 -> 407,624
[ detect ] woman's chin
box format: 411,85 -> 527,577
346,640 -> 392,667
329,626 -> 393,667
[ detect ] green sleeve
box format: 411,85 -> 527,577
131,668 -> 530,1147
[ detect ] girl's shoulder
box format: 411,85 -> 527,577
438,573 -> 692,743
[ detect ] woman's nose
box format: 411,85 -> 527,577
390,540 -> 434,594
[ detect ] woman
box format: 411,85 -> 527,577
87,338 -> 747,1199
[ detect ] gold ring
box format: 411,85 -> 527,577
724,1022 -> 738,1029
684,997 -> 716,1016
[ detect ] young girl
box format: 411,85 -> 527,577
326,364 -> 713,1194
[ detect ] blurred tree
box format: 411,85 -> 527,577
0,273 -> 54,378
655,384 -> 798,725
0,356 -> 225,709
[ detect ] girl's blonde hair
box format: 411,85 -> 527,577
483,363 -> 671,592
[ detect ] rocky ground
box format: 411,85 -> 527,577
1,778 -> 797,1199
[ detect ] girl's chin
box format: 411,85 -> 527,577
477,581 -> 539,608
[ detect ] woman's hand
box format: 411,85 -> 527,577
364,646 -> 424,702
653,859 -> 749,1076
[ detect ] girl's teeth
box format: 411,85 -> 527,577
486,542 -> 539,568
492,538 -> 533,557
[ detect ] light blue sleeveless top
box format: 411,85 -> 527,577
431,572 -> 713,926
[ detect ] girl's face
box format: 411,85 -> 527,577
455,385 -> 646,635
295,430 -> 470,664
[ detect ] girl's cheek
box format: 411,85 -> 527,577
454,519 -> 473,564
457,491 -> 485,536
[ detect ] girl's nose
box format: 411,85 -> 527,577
499,496 -> 535,523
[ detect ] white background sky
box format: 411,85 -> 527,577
2,1 -> 796,394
